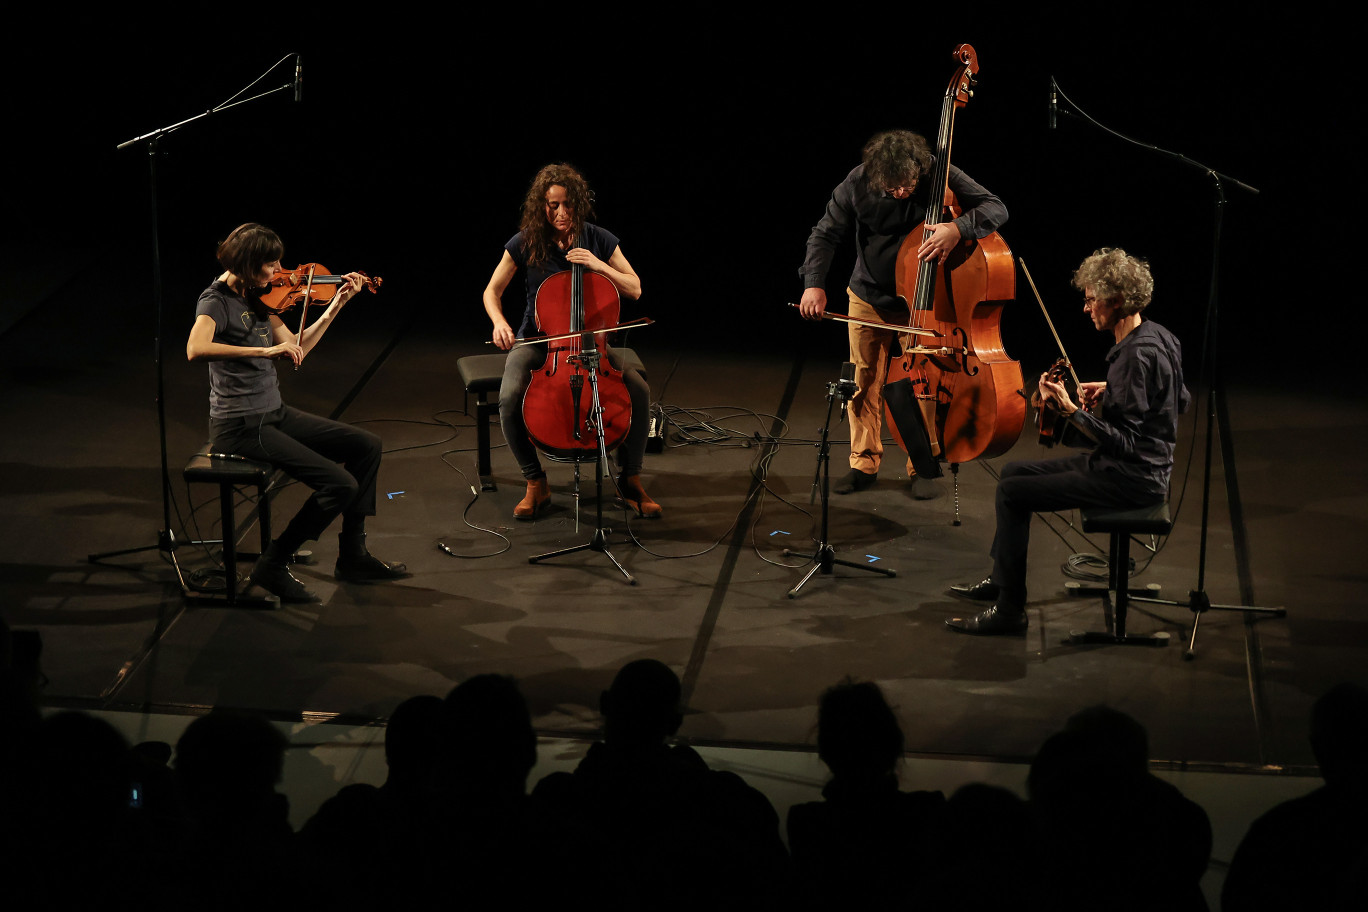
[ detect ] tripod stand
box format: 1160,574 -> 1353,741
1052,77 -> 1284,657
528,347 -> 636,585
784,364 -> 897,598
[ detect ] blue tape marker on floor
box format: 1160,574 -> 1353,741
866,554 -> 880,563
387,491 -> 405,500
770,530 -> 790,537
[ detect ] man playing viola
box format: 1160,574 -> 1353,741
798,129 -> 1009,494
947,248 -> 1190,635
187,222 -> 407,603
482,163 -> 659,520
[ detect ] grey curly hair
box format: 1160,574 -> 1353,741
1071,248 -> 1154,316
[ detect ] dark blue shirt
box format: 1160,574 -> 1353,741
505,223 -> 621,338
1072,320 -> 1191,498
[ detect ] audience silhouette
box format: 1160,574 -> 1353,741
1223,682 -> 1368,911
787,677 -> 948,909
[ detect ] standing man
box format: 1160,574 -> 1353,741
798,129 -> 1008,494
946,248 -> 1190,635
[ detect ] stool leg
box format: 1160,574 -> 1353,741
258,482 -> 272,553
220,483 -> 238,604
476,394 -> 498,491
1113,531 -> 1131,638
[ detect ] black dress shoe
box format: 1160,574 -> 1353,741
250,558 -> 320,603
949,577 -> 1000,602
834,469 -> 877,495
335,552 -> 410,582
945,602 -> 1028,636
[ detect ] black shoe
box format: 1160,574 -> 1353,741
945,601 -> 1028,636
834,469 -> 877,495
250,557 -> 320,603
335,552 -> 410,582
949,577 -> 1000,602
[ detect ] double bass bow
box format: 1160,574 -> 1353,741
884,43 -> 1024,469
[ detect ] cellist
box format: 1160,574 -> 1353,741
482,163 -> 660,520
798,129 -> 1008,495
946,249 -> 1190,635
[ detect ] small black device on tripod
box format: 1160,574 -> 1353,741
784,362 -> 897,597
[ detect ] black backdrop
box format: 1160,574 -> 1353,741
9,12 -> 1295,385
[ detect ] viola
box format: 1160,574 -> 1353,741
884,44 -> 1024,473
258,263 -> 382,313
1032,357 -> 1078,446
520,261 -> 632,459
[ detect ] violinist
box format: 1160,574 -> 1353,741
482,163 -> 659,520
186,222 -> 408,603
798,129 -> 1008,495
946,248 -> 1190,635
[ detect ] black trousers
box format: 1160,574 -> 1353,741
210,405 -> 382,543
990,454 -> 1161,597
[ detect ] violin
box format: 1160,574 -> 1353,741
1032,357 -> 1079,446
258,263 -> 382,313
520,260 -> 632,459
257,263 -> 382,371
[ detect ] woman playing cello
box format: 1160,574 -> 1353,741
482,163 -> 660,520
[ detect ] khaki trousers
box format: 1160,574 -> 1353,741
846,289 -> 913,475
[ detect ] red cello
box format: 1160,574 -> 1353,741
885,44 -> 1024,469
520,260 -> 632,459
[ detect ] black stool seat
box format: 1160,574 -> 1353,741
1081,501 -> 1172,536
1067,500 -> 1172,647
183,447 -> 278,608
457,353 -> 507,396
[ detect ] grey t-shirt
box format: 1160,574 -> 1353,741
195,280 -> 283,418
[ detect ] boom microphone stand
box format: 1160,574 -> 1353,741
784,362 -> 897,598
89,55 -> 302,585
1051,77 -> 1284,658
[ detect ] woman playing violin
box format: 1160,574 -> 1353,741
482,163 -> 659,520
946,248 -> 1190,635
186,222 -> 407,603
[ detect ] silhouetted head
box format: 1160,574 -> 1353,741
600,659 -> 683,745
384,694 -> 446,786
39,711 -> 132,821
816,678 -> 904,782
444,675 -> 537,792
1310,682 -> 1368,789
1064,704 -> 1149,778
175,708 -> 287,813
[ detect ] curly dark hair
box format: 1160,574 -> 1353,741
517,163 -> 595,268
862,130 -> 933,195
216,223 -> 283,292
1071,248 -> 1154,316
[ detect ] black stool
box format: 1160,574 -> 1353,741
183,448 -> 279,608
1066,501 -> 1172,646
456,348 -> 648,492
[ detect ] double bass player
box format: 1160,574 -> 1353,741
797,129 -> 1009,495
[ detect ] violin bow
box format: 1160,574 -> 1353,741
293,264 -> 318,371
1019,259 -> 1083,389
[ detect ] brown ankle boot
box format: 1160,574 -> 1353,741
617,474 -> 661,518
514,477 -> 551,520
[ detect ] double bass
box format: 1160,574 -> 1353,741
884,44 -> 1024,471
520,259 -> 632,459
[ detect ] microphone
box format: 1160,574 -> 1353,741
294,55 -> 303,103
1048,79 -> 1057,130
836,361 -> 857,418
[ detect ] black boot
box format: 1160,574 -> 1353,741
833,468 -> 877,495
250,545 -> 319,603
335,533 -> 409,581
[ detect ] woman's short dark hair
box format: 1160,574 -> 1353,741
216,223 -> 283,288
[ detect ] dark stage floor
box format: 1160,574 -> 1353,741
3,269 -> 1364,772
